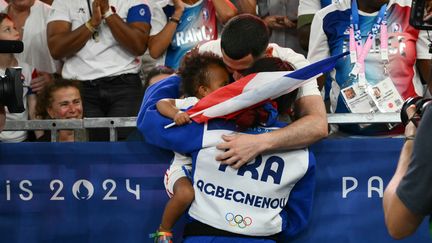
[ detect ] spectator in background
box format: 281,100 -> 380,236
147,0 -> 237,70
6,0 -> 60,94
297,0 -> 331,52
47,0 -> 151,141
198,14 -> 327,167
297,0 -> 333,113
128,66 -> 175,142
143,65 -> 175,91
237,0 -> 305,55
35,79 -> 84,142
0,13 -> 37,143
308,0 -> 431,135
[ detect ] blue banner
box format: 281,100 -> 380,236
0,139 -> 429,243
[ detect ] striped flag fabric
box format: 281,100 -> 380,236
186,52 -> 348,123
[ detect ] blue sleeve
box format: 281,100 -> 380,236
136,76 -> 204,154
280,150 -> 316,240
127,4 -> 151,23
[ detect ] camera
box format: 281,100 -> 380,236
410,0 -> 432,30
0,67 -> 25,113
400,96 -> 432,126
0,40 -> 25,113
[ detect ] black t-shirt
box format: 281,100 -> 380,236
397,104 -> 432,215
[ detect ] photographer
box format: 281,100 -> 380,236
383,102 -> 432,239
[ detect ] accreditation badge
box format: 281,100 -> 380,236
366,77 -> 404,113
341,83 -> 379,114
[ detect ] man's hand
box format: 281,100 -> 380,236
30,71 -> 54,94
263,15 -> 296,29
90,0 -> 103,27
404,104 -> 418,137
98,0 -> 109,15
216,133 -> 269,169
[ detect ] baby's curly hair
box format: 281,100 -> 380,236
178,50 -> 226,97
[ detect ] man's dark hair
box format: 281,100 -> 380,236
178,50 -> 226,97
221,14 -> 270,60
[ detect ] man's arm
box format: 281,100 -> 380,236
102,3 -> 151,56
47,1 -> 103,59
383,140 -> 423,239
216,94 -> 327,169
383,105 -> 424,239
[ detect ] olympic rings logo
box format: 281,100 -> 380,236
225,212 -> 253,229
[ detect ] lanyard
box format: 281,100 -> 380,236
349,1 -> 388,87
86,0 -> 93,17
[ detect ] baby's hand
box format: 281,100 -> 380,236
174,111 -> 191,125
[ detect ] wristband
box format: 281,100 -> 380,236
169,16 -> 181,24
103,6 -> 116,19
404,135 -> 415,142
85,20 -> 97,33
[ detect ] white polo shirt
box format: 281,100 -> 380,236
47,0 -> 151,80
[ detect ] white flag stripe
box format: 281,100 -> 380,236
242,71 -> 291,92
199,74 -> 316,118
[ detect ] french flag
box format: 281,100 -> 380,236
185,52 -> 348,123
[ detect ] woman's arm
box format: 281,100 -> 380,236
148,0 -> 184,59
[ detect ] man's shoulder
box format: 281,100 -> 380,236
268,43 -> 309,67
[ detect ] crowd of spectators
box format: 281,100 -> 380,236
0,0 -> 430,241
0,0 -> 426,142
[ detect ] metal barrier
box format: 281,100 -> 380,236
2,113 -> 401,142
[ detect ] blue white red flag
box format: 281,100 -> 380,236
186,52 -> 348,123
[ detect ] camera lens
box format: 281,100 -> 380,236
0,67 -> 24,113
